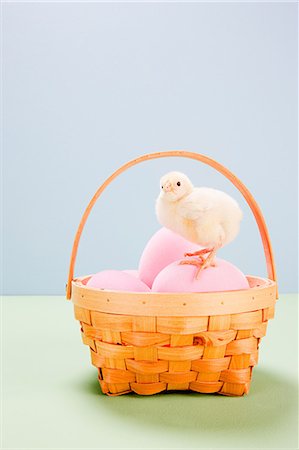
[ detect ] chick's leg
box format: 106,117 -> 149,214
179,258 -> 205,278
179,250 -> 207,278
195,247 -> 218,278
184,248 -> 213,258
184,247 -> 217,273
180,247 -> 218,279
180,254 -> 205,266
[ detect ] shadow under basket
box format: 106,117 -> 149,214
66,151 -> 278,397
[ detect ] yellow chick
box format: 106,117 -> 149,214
155,171 -> 243,277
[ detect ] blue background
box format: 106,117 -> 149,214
3,2 -> 298,294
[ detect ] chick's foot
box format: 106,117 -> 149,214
195,248 -> 217,277
180,247 -> 217,279
179,258 -> 204,279
184,248 -> 213,258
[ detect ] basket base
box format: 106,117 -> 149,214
98,377 -> 251,397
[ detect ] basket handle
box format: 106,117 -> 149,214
66,150 -> 277,299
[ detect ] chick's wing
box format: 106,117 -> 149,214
178,189 -> 214,220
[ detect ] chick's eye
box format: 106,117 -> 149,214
177,181 -> 181,186
161,185 -> 164,189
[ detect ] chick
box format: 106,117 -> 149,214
155,171 -> 243,278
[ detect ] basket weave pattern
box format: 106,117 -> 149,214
74,301 -> 275,396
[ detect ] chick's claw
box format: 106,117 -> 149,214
185,254 -> 205,263
179,258 -> 204,279
180,246 -> 218,279
198,248 -> 217,271
179,259 -> 203,267
184,248 -> 213,258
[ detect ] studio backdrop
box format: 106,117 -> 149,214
3,2 -> 297,295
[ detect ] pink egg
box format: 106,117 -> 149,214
138,227 -> 199,288
86,270 -> 151,292
123,269 -> 139,278
152,258 -> 249,293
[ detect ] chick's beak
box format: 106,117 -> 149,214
164,182 -> 172,192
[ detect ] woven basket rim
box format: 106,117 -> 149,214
71,275 -> 277,317
74,274 -> 273,294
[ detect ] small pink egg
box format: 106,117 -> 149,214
138,227 -> 199,288
86,270 -> 151,292
123,269 -> 139,278
152,258 -> 249,293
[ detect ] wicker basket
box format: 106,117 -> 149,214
66,151 -> 278,397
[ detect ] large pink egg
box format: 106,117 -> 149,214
138,227 -> 199,288
86,270 -> 151,292
152,258 -> 249,293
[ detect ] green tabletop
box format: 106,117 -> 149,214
2,294 -> 298,449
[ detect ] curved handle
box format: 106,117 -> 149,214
66,151 -> 277,299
